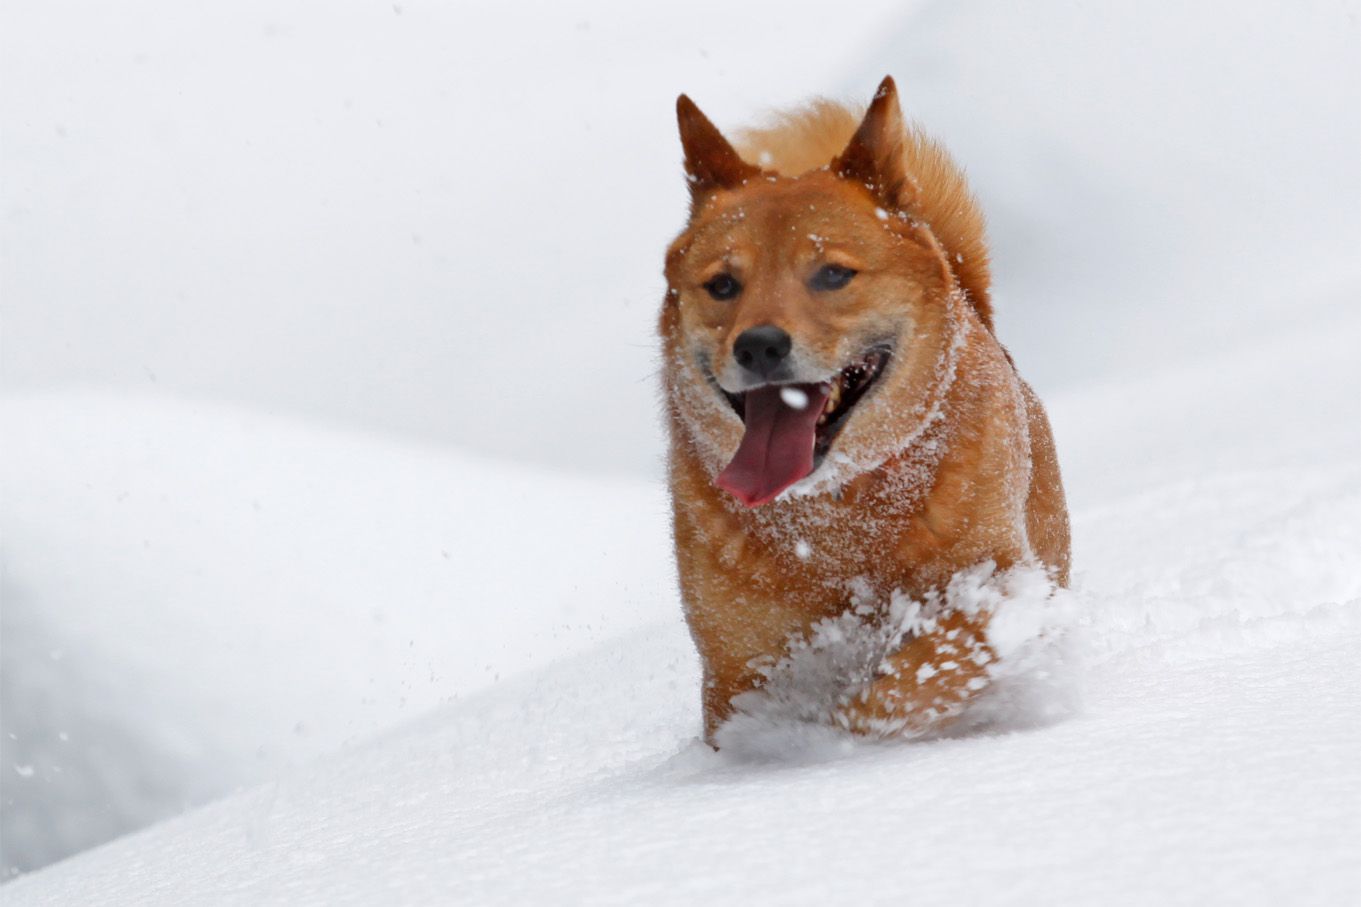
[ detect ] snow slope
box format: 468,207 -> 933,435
6,277 -> 1358,902
0,394 -> 676,873
14,627 -> 1358,905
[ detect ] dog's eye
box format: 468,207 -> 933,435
810,264 -> 857,292
704,273 -> 742,301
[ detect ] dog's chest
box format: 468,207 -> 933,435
692,469 -> 945,613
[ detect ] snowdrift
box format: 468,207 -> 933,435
6,276 -> 1358,902
1,394 -> 676,873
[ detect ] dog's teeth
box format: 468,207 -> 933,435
825,381 -> 842,412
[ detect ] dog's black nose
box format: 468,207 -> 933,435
732,325 -> 793,379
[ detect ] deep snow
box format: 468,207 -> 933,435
14,622 -> 1359,905
1,394 -> 675,872
5,274 -> 1359,901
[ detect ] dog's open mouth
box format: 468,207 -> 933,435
716,347 -> 890,507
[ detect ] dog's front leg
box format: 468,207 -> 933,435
838,605 -> 995,738
696,627 -> 798,746
688,596 -> 819,746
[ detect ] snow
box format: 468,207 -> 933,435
714,561 -> 1074,749
780,387 -> 810,410
4,452 -> 1359,903
0,392 -> 675,873
4,0 -> 1361,901
5,273 -> 1357,900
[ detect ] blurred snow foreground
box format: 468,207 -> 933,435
3,0 -> 1361,903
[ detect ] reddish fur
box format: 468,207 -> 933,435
734,96 -> 993,331
661,78 -> 1070,744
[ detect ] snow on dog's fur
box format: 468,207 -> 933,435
659,77 -> 1071,744
714,561 -> 1080,758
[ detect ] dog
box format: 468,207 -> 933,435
659,77 -> 1071,745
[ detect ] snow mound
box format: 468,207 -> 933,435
0,391 -> 676,874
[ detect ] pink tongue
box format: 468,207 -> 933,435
716,384 -> 830,507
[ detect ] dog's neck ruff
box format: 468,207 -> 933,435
777,308 -> 969,505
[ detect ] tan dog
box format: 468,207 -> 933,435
659,77 -> 1071,745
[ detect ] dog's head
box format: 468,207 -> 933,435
661,78 -> 971,507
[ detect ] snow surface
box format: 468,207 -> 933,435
5,275 -> 1359,901
4,0 -> 1361,900
1,393 -> 675,873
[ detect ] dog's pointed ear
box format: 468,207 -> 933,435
834,76 -> 911,208
677,94 -> 759,203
